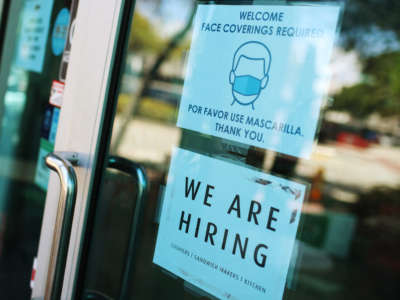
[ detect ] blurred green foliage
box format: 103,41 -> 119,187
341,0 -> 400,53
117,93 -> 177,123
332,52 -> 400,117
129,13 -> 165,53
138,97 -> 178,123
128,11 -> 191,57
330,0 -> 400,118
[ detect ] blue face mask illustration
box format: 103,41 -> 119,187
229,41 -> 271,109
233,74 -> 262,96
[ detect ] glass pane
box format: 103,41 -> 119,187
0,0 -> 72,298
77,1 -> 400,300
0,1 -> 4,23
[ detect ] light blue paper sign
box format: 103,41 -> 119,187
177,4 -> 341,158
153,148 -> 306,300
51,8 -> 70,56
49,107 -> 60,143
34,138 -> 54,190
16,0 -> 55,73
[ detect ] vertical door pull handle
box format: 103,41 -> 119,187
44,152 -> 78,300
106,156 -> 148,300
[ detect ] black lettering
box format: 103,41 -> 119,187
203,184 -> 214,207
205,222 -> 217,245
254,244 -> 268,267
179,211 -> 191,233
247,200 -> 261,225
227,194 -> 241,218
185,177 -> 201,200
267,207 -> 280,232
221,228 -> 229,250
232,233 -> 248,259
194,217 -> 201,238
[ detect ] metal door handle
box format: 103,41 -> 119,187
106,156 -> 148,300
44,152 -> 78,300
84,290 -> 114,300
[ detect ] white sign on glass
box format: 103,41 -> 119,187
177,4 -> 341,158
16,0 -> 55,73
153,148 -> 306,300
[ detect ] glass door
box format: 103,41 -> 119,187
69,0 -> 400,300
0,0 -> 73,298
29,0 -> 400,300
30,0 -> 135,299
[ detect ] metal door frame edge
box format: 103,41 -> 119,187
32,0 -> 126,299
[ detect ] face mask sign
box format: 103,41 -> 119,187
176,4 -> 342,159
229,44 -> 271,109
233,74 -> 262,96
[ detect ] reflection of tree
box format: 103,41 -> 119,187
340,0 -> 400,54
329,0 -> 400,118
128,13 -> 165,53
273,1 -> 400,176
331,52 -> 400,118
112,4 -> 196,152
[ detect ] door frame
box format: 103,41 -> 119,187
32,0 -> 134,299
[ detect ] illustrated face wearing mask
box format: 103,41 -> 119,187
229,42 -> 271,109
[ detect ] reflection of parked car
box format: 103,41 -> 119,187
361,128 -> 380,143
337,132 -> 370,148
318,121 -> 382,148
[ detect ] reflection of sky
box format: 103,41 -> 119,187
341,26 -> 400,57
137,0 -> 192,35
329,48 -> 361,93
